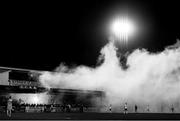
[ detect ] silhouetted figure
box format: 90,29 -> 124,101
66,104 -> 71,112
109,104 -> 112,113
41,104 -> 44,112
44,105 -> 47,112
124,102 -> 128,114
146,105 -> 150,112
7,96 -> 12,117
62,104 -> 65,112
135,105 -> 138,113
171,105 -> 174,113
80,104 -> 84,113
161,104 -> 164,113
50,104 -> 54,112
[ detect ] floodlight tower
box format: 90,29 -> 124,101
110,16 -> 135,69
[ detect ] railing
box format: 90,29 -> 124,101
0,105 -> 180,113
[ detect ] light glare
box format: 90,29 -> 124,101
111,17 -> 135,42
31,95 -> 39,104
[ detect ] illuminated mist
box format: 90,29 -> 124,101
11,93 -> 50,104
39,39 -> 180,113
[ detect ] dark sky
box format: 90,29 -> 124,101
1,0 -> 180,71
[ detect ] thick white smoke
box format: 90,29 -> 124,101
39,40 -> 180,112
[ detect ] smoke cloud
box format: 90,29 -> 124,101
39,39 -> 180,113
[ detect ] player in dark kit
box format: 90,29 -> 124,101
7,96 -> 13,117
146,105 -> 150,112
135,104 -> 138,113
171,104 -> 174,113
109,104 -> 112,113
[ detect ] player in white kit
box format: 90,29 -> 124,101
7,96 -> 13,117
146,105 -> 150,112
109,104 -> 112,113
124,102 -> 128,114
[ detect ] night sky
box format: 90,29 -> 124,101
1,0 -> 180,71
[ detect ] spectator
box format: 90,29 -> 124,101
62,104 -> 65,112
25,104 -> 30,113
50,104 -> 53,112
80,104 -> 83,113
67,104 -> 71,112
41,104 -> 44,112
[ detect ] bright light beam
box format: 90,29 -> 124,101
111,16 -> 135,43
31,94 -> 39,104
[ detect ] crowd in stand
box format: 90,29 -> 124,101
20,103 -> 85,113
0,96 -> 87,114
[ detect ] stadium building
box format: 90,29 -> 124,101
0,66 -> 105,113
